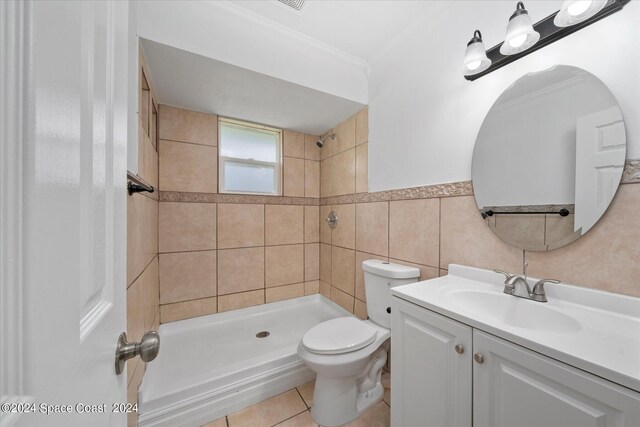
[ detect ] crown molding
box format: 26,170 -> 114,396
195,0 -> 371,77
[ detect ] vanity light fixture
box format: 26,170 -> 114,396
500,2 -> 540,55
464,0 -> 630,81
554,0 -> 607,27
463,30 -> 492,76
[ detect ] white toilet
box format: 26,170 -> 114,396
297,260 -> 420,426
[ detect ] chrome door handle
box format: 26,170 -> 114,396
455,344 -> 464,355
115,331 -> 160,375
473,353 -> 485,364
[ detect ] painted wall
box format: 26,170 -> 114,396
135,0 -> 368,104
368,0 -> 640,191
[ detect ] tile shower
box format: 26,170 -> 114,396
129,93 -> 640,426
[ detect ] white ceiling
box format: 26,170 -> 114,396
142,38 -> 366,135
226,0 -> 441,61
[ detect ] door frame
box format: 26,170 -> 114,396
0,1 -> 32,425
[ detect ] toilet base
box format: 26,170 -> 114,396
310,347 -> 387,427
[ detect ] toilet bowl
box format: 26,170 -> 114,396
297,260 -> 420,426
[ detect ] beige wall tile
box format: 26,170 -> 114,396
284,157 -> 305,197
266,283 -> 304,303
283,130 -> 305,158
331,204 -> 355,249
227,389 -> 307,427
140,125 -> 158,189
305,243 -> 320,281
389,199 -> 439,267
304,280 -> 320,295
265,205 -> 303,245
440,269 -> 448,277
320,158 -> 332,197
331,149 -> 356,196
127,193 -> 158,286
355,251 -> 388,302
492,214 -> 546,252
304,206 -> 319,243
330,286 -> 355,313
355,107 -> 368,145
159,140 -> 217,192
355,143 -> 368,194
159,251 -> 216,304
545,214 -> 581,251
142,257 -> 159,331
356,202 -> 389,257
440,196 -> 522,272
159,105 -> 217,146
305,160 -> 320,198
333,115 -> 356,155
218,289 -> 264,312
319,281 -> 331,298
217,204 -> 264,249
320,132 -> 333,160
305,134 -> 321,161
266,244 -> 304,287
218,247 -> 265,294
526,184 -> 640,297
320,243 -> 332,284
354,299 -> 368,320
332,246 -> 355,296
389,258 -> 439,282
319,205 -> 332,244
160,297 -> 217,323
127,276 -> 145,344
159,202 -> 216,253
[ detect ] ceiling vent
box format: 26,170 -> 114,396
277,0 -> 305,11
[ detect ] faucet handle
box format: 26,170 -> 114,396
531,279 -> 561,302
493,270 -> 513,281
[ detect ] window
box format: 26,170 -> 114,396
218,118 -> 282,195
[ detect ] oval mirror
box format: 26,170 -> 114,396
472,65 -> 626,251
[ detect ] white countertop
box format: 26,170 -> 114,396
391,264 -> 640,392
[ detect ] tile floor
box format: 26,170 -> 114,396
202,371 -> 391,427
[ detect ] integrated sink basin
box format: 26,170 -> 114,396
446,289 -> 582,333
391,264 -> 640,392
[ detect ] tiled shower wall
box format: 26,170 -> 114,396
157,106 -> 322,323
126,51 -> 160,427
320,110 -> 640,320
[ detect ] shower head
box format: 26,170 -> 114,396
316,133 -> 335,148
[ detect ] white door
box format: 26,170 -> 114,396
391,297 -> 472,427
1,1 -> 129,426
473,330 -> 640,427
574,106 -> 626,234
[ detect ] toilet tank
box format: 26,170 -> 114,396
362,260 -> 420,328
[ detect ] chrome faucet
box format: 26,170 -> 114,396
494,269 -> 560,303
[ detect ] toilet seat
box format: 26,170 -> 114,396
302,317 -> 377,355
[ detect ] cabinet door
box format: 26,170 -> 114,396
391,297 -> 472,427
473,330 -> 640,427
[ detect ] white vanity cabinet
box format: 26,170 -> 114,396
391,296 -> 640,427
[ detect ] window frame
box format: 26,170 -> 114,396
218,117 -> 283,196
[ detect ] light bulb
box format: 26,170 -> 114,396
508,34 -> 527,48
568,0 -> 591,16
466,60 -> 482,71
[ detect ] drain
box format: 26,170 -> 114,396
256,331 -> 270,338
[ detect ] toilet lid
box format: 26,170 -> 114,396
302,317 -> 377,355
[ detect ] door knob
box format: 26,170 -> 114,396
473,353 -> 485,364
115,331 -> 160,375
455,344 -> 464,354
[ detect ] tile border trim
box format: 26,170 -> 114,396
321,180 -> 474,205
622,159 -> 640,184
159,191 -> 320,206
